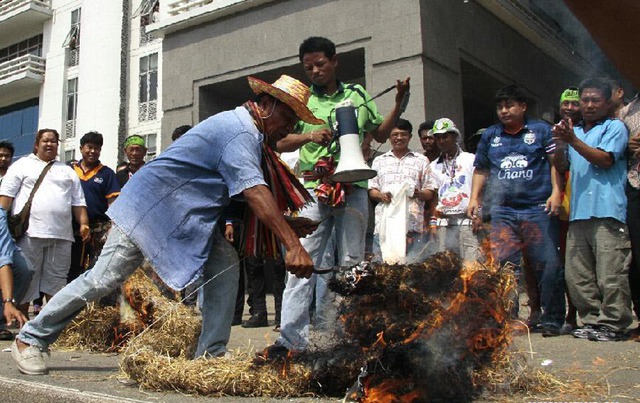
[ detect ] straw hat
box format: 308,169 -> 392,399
248,75 -> 324,125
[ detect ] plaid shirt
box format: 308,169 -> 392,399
619,96 -> 640,189
369,150 -> 435,234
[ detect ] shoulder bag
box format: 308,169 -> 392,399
8,160 -> 55,240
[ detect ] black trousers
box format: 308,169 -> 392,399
626,184 -> 640,319
244,255 -> 285,317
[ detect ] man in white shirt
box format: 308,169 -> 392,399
0,129 -> 89,316
428,118 -> 480,262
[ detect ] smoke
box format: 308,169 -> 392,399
292,253 -> 515,401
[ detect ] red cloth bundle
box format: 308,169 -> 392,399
302,156 -> 349,207
243,144 -> 313,257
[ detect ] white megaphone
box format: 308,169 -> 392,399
330,100 -> 377,183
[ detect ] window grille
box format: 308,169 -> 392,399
63,8 -> 81,67
137,0 -> 159,46
65,120 -> 76,141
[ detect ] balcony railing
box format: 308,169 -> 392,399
149,0 -> 275,36
166,0 -> 213,17
0,0 -> 51,15
0,0 -> 52,46
0,53 -> 45,83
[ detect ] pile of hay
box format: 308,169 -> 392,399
54,303 -> 120,351
55,265 -> 200,354
119,252 -> 516,399
320,251 -> 516,401
57,254 -> 602,401
122,348 -> 315,397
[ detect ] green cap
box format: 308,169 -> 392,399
560,87 -> 579,104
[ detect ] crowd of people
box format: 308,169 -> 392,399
366,77 -> 638,343
0,36 -> 637,377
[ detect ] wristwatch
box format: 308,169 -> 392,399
2,298 -> 16,305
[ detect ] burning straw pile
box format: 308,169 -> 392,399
116,251 -> 523,401
55,264 -> 201,354
322,251 -> 517,401
57,253 -> 583,401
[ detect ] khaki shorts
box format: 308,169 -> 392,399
18,236 -> 72,303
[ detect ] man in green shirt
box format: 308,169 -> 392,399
259,36 -> 410,359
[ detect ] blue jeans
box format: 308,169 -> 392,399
0,206 -> 34,314
18,226 -> 238,357
490,205 -> 565,327
10,252 -> 32,307
278,187 -> 368,351
0,250 -> 32,329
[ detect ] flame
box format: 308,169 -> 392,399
400,322 -> 427,345
372,331 -> 387,349
363,378 -> 421,403
280,350 -> 296,378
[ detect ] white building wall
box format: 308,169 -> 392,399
128,0 -> 163,158
73,1 -> 123,167
38,0 -> 81,148
37,0 -> 163,168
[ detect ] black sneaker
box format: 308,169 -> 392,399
587,326 -> 627,342
526,311 -> 542,328
571,324 -> 597,339
540,324 -> 562,337
254,343 -> 291,363
242,313 -> 268,328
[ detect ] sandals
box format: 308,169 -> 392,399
0,329 -> 14,341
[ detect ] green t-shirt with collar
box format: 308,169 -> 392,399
297,81 -> 384,189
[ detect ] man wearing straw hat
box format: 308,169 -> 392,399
11,75 -> 321,375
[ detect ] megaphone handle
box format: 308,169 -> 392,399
326,113 -> 340,154
327,135 -> 340,154
399,90 -> 410,114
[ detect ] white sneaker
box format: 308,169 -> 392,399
11,340 -> 48,375
215,351 -> 232,360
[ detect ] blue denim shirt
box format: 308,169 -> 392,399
0,208 -> 17,267
107,106 -> 266,290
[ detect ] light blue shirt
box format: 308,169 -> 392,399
108,106 -> 266,290
568,118 -> 628,223
0,208 -> 17,267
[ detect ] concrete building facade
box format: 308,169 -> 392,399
1,0 -> 618,163
150,0 -> 612,153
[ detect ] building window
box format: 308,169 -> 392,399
0,35 -> 43,64
138,53 -> 158,122
141,133 -> 157,160
65,78 -> 78,139
64,8 -> 81,67
138,0 -> 160,45
64,149 -> 76,163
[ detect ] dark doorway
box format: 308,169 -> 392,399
198,48 -> 365,122
460,60 -> 505,153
